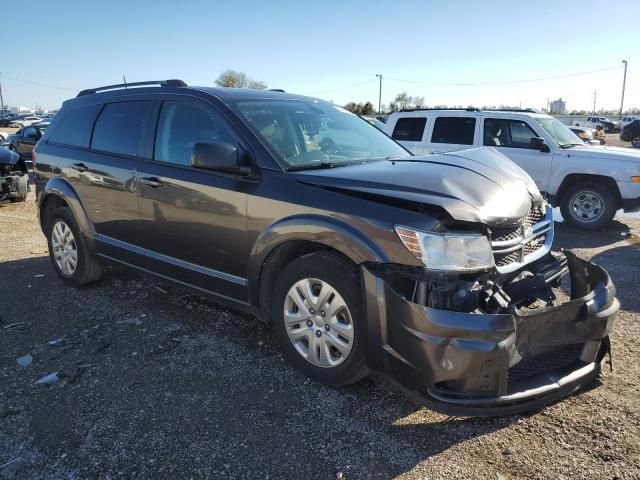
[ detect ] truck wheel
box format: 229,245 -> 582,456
560,183 -> 617,230
46,207 -> 103,286
631,137 -> 640,148
272,251 -> 368,385
9,195 -> 27,203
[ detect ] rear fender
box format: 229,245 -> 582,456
39,177 -> 95,249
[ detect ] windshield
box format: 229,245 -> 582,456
235,100 -> 409,169
535,117 -> 584,147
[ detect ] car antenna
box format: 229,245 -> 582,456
123,75 -> 127,89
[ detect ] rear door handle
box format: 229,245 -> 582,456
140,176 -> 163,188
71,162 -> 88,172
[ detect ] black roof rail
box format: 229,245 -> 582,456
399,107 -> 479,112
269,88 -> 286,92
77,79 -> 187,97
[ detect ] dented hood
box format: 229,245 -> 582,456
293,147 -> 542,226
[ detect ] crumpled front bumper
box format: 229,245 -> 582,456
362,252 -> 619,416
0,173 -> 28,200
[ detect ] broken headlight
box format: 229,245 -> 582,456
395,227 -> 494,272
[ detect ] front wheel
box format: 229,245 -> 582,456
560,183 -> 617,230
272,251 -> 368,385
46,207 -> 103,286
631,136 -> 640,148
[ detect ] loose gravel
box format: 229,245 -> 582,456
0,193 -> 639,479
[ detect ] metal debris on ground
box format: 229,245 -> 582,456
0,457 -> 23,470
47,338 -> 65,346
33,274 -> 45,278
2,322 -> 29,330
34,372 -> 60,384
16,354 -> 33,367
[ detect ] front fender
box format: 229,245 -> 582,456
38,177 -> 95,248
247,214 -> 390,306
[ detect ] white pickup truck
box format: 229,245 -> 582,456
575,116 -> 616,132
384,109 -> 640,229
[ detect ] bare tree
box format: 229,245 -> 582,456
214,70 -> 267,89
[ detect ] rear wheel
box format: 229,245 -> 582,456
272,251 -> 368,385
46,207 -> 102,286
560,182 -> 617,230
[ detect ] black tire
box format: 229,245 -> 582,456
272,251 -> 369,385
631,136 -> 640,148
559,182 -> 617,230
9,195 -> 27,203
46,207 -> 103,286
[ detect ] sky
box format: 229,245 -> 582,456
2,0 -> 640,113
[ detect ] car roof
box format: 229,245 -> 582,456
64,84 -> 322,108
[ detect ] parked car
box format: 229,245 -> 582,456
620,119 -> 640,148
6,122 -> 49,167
10,116 -> 42,128
569,126 -> 600,145
360,115 -> 386,131
384,108 -> 640,229
33,80 -> 619,416
0,117 -> 14,128
0,146 -> 28,202
575,116 -> 616,132
615,115 -> 640,131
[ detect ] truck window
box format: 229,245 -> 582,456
431,117 -> 476,145
91,101 -> 153,157
484,118 -> 538,149
391,117 -> 426,141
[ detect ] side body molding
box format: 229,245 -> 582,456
247,214 -> 390,306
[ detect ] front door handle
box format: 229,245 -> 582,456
140,176 -> 163,188
71,163 -> 88,172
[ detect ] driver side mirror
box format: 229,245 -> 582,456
530,137 -> 550,153
192,141 -> 254,176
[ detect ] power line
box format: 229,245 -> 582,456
1,74 -> 77,92
385,65 -> 624,87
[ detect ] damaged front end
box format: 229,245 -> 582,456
0,148 -> 28,202
363,208 -> 619,416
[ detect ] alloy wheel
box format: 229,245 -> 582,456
283,278 -> 354,368
51,220 -> 78,276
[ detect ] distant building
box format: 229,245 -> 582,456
549,98 -> 566,115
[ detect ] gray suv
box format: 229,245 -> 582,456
33,80 -> 619,415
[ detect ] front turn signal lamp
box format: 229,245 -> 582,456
631,176 -> 640,183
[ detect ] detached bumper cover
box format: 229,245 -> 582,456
363,252 -> 619,416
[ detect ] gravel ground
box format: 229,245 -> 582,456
0,192 -> 639,479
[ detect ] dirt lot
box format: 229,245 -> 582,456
0,193 -> 639,479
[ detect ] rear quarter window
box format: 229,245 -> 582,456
91,101 -> 154,157
47,104 -> 101,148
392,117 -> 427,141
431,117 -> 476,145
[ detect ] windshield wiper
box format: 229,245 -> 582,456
287,161 -> 339,172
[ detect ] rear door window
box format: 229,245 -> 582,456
391,117 -> 427,141
91,101 -> 154,157
431,117 -> 476,145
48,104 -> 101,148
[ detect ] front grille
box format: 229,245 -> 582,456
495,250 -> 520,267
508,344 -> 584,384
490,203 -> 552,273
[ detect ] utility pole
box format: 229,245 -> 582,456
0,72 -> 5,116
592,90 -> 597,113
619,60 -> 628,118
375,74 -> 382,114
